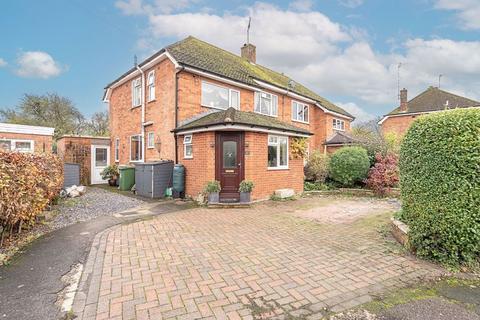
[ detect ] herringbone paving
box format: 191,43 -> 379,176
73,199 -> 443,320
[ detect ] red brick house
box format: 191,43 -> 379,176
0,123 -> 54,153
380,86 -> 480,137
104,36 -> 354,201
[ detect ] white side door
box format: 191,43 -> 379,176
91,145 -> 110,184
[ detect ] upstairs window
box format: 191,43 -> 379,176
183,135 -> 193,159
268,135 -> 288,169
255,91 -> 278,117
130,135 -> 143,162
132,78 -> 142,107
147,71 -> 155,102
292,101 -> 309,123
333,118 -> 345,131
201,81 -> 240,110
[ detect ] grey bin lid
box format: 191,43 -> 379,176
134,160 -> 174,166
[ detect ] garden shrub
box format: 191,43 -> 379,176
304,151 -> 329,183
366,153 -> 399,196
329,146 -> 370,186
0,151 -> 63,235
400,109 -> 480,266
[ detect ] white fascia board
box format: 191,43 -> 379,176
175,124 -> 311,137
0,123 -> 55,136
315,103 -> 354,120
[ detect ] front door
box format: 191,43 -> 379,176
216,132 -> 244,203
91,145 -> 110,184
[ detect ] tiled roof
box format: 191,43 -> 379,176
106,36 -> 353,118
173,107 -> 312,135
324,131 -> 358,145
388,87 -> 480,115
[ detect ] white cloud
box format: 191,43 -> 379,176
119,1 -> 480,115
0,58 -> 6,67
16,51 -> 64,79
336,102 -> 375,123
339,0 -> 364,8
435,0 -> 480,30
115,0 -> 197,15
289,0 -> 313,12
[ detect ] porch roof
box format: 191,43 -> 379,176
173,108 -> 312,136
324,131 -> 358,145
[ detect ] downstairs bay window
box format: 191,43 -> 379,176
268,135 -> 288,169
130,135 -> 143,162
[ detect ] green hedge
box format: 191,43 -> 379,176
329,146 -> 370,186
400,109 -> 480,266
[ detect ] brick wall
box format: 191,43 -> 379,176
0,132 -> 53,153
381,114 -> 419,137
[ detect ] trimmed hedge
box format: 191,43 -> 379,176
329,146 -> 370,186
400,109 -> 480,266
0,152 -> 63,235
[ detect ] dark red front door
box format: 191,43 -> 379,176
216,132 -> 244,203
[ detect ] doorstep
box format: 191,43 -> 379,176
207,202 -> 252,209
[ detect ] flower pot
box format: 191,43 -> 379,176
108,178 -> 117,187
240,192 -> 251,203
208,192 -> 220,203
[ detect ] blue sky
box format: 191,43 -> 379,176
1,0 -> 479,122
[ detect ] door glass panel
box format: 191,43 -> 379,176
223,141 -> 237,168
95,148 -> 107,167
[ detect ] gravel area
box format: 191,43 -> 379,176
50,187 -> 145,229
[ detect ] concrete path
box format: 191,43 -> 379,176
72,199 -> 444,320
0,201 -> 190,320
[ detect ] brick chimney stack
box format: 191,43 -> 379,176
400,88 -> 408,112
241,43 -> 256,63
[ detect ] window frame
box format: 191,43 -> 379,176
131,77 -> 142,108
0,139 -> 34,153
332,118 -> 345,131
114,138 -> 120,162
291,100 -> 309,123
254,91 -> 278,117
201,81 -> 240,110
147,70 -> 155,102
129,134 -> 143,162
183,134 -> 193,159
147,132 -> 155,149
267,135 -> 289,170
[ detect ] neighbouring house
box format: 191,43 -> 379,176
0,122 -> 54,153
104,36 -> 354,202
379,86 -> 480,137
57,135 -> 110,185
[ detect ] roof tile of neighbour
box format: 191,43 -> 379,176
173,107 -> 312,135
324,131 -> 358,145
388,87 -> 480,115
107,36 -> 353,118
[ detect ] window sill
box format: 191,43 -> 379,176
201,104 -> 239,111
254,110 -> 278,118
147,146 -> 155,149
267,167 -> 289,171
147,99 -> 156,103
184,157 -> 193,160
333,128 -> 345,132
131,105 -> 141,110
292,119 -> 309,124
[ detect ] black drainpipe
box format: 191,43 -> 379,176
174,67 -> 184,164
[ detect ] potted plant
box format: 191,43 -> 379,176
239,180 -> 254,203
204,180 -> 221,203
101,164 -> 119,186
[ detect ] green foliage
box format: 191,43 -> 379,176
303,181 -> 330,191
400,109 -> 480,266
204,180 -> 221,193
0,151 -> 63,234
366,153 -> 399,196
304,151 -> 329,183
329,146 -> 370,186
100,164 -> 119,180
239,180 -> 254,193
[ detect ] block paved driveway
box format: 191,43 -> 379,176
73,197 -> 443,320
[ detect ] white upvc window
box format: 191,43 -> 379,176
254,91 -> 278,117
132,77 -> 142,107
292,101 -> 309,123
201,81 -> 240,110
333,118 -> 345,131
147,71 -> 155,102
115,138 -> 120,162
147,132 -> 155,149
183,135 -> 193,159
0,139 -> 34,153
130,135 -> 143,162
267,135 -> 288,169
